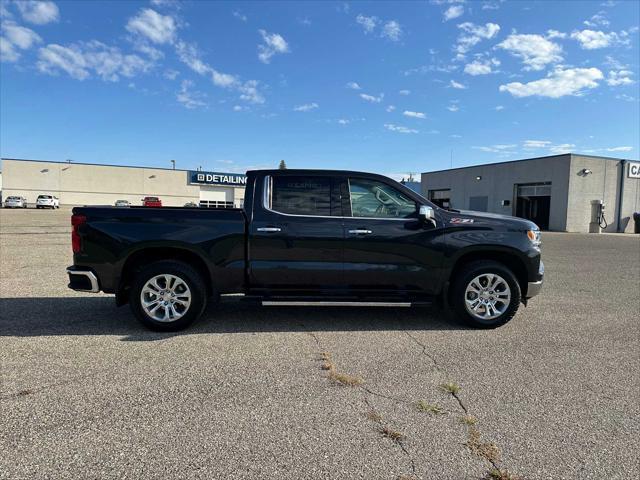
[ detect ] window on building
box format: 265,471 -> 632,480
271,176 -> 332,216
428,189 -> 451,209
199,200 -> 234,209
348,178 -> 417,219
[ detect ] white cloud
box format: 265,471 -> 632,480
176,79 -> 206,109
499,67 -> 604,98
443,5 -> 464,21
473,144 -> 517,153
584,12 -> 610,28
464,58 -> 499,75
449,79 -> 467,89
337,118 -> 350,125
482,1 -> 501,10
384,123 -> 418,134
356,14 -> 378,33
175,40 -> 210,74
233,105 -> 248,112
546,29 -> 567,39
0,21 -> 40,61
126,8 -> 177,44
495,105 -> 504,111
381,20 -> 402,41
398,89 -> 410,95
232,10 -> 247,22
211,69 -> 237,87
36,41 -> 152,81
16,0 -> 59,25
403,110 -> 426,119
360,93 -> 384,103
346,81 -> 361,90
523,140 -> 552,149
257,29 -> 289,63
447,104 -> 459,112
497,34 -> 563,71
0,37 -> 19,61
455,22 -> 500,55
606,70 -> 634,86
607,146 -> 632,152
174,39 -> 264,103
570,29 -> 624,49
386,105 -> 396,112
293,102 -> 319,112
549,143 -> 575,154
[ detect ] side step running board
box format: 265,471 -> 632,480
261,301 -> 414,307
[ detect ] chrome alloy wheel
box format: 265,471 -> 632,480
464,273 -> 511,320
140,274 -> 192,323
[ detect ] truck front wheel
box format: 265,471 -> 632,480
451,260 -> 521,329
129,260 -> 207,331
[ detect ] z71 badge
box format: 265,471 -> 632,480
450,218 -> 474,224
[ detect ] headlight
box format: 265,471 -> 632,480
527,229 -> 541,247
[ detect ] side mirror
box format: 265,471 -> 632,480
419,205 -> 437,226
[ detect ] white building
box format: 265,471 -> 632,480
0,158 -> 246,208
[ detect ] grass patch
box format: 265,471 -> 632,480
484,468 -> 522,480
328,370 -> 363,386
416,400 -> 445,415
460,415 -> 478,425
380,426 -> 404,441
467,427 -> 501,464
321,360 -> 335,371
440,382 -> 461,395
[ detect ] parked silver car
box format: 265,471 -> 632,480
4,196 -> 27,208
36,195 -> 60,209
114,200 -> 131,207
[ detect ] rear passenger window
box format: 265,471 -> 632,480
271,176 -> 331,216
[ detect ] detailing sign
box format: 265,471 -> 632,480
628,162 -> 640,179
189,171 -> 247,186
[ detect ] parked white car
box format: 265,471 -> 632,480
114,200 -> 131,207
36,195 -> 60,209
3,196 -> 27,208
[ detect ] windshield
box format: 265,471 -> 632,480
38,195 -> 52,199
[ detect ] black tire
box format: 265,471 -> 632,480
129,260 -> 207,331
451,260 -> 521,329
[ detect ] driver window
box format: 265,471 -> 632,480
348,178 -> 417,219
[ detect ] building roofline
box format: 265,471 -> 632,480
0,157 -> 242,174
421,153 -> 633,175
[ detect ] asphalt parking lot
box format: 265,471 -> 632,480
1,207 -> 638,480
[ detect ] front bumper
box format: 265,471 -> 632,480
526,260 -> 544,298
67,267 -> 100,293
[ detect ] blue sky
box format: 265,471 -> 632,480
1,0 -> 639,179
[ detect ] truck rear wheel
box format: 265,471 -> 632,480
451,260 -> 521,329
129,260 -> 207,331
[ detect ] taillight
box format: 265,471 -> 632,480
71,214 -> 86,253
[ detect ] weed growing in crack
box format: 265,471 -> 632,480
381,426 -> 405,441
328,370 -> 364,386
366,411 -> 383,422
484,468 -> 522,480
466,427 -> 501,464
321,360 -> 335,371
461,415 -> 478,425
440,382 -> 461,394
416,400 -> 446,415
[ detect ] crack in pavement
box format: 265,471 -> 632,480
299,324 -> 419,479
402,330 -> 520,479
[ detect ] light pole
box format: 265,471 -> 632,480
170,159 -> 176,170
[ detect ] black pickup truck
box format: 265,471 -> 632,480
67,169 -> 543,331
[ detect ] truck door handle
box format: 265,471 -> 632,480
257,227 -> 282,232
348,229 -> 373,235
